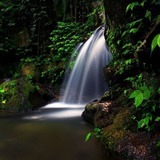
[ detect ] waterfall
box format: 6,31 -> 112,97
60,25 -> 112,104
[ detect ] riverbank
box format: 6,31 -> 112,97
82,91 -> 160,160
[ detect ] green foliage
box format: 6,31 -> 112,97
46,22 -> 82,84
47,19 -> 95,85
126,2 -> 140,12
106,0 -> 160,132
129,85 -> 152,108
151,34 -> 160,52
156,140 -> 160,148
127,73 -> 160,131
85,127 -> 103,142
0,87 -> 6,106
0,78 -> 34,111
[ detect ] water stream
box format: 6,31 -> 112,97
0,26 -> 113,160
0,108 -> 117,160
61,25 -> 112,104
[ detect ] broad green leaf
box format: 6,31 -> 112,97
151,34 -> 160,52
0,89 -> 5,93
129,90 -> 144,107
129,90 -> 141,99
140,85 -> 150,99
135,92 -> 143,107
144,117 -> 150,125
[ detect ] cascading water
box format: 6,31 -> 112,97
61,25 -> 112,104
44,25 -> 111,110
8,26 -> 113,160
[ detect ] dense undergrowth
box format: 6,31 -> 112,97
105,0 -> 160,132
0,0 -> 102,111
0,0 -> 160,133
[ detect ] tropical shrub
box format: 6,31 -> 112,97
106,0 -> 160,132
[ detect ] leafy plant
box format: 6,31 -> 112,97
129,84 -> 153,108
47,20 -> 95,85
0,87 -> 6,105
106,0 -> 160,132
85,127 -> 103,142
151,34 -> 160,52
128,73 -> 160,131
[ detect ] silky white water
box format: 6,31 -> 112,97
61,25 -> 112,104
0,26 -> 115,160
42,25 -> 111,111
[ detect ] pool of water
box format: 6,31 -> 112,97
0,105 -> 115,160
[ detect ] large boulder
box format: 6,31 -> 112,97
0,78 -> 34,112
82,98 -> 160,159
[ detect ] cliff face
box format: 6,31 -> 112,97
103,0 -> 132,29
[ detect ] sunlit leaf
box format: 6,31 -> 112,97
158,34 -> 160,46
0,89 -> 5,93
85,132 -> 92,142
138,119 -> 145,128
155,117 -> 160,122
126,2 -> 139,12
140,0 -> 147,7
135,92 -> 143,107
2,100 -> 6,104
151,34 -> 160,52
130,28 -> 138,34
129,90 -> 141,99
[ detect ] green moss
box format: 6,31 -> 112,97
113,107 -> 134,130
102,107 -> 134,149
0,78 -> 34,112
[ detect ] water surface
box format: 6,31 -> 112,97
0,105 -> 112,160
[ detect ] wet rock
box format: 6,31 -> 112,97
82,102 -> 100,124
82,100 -> 120,127
82,100 -> 160,159
0,78 -> 34,112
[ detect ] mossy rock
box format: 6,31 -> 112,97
102,125 -> 128,150
82,100 -> 121,128
82,102 -> 100,124
113,107 -> 135,130
0,78 -> 34,112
